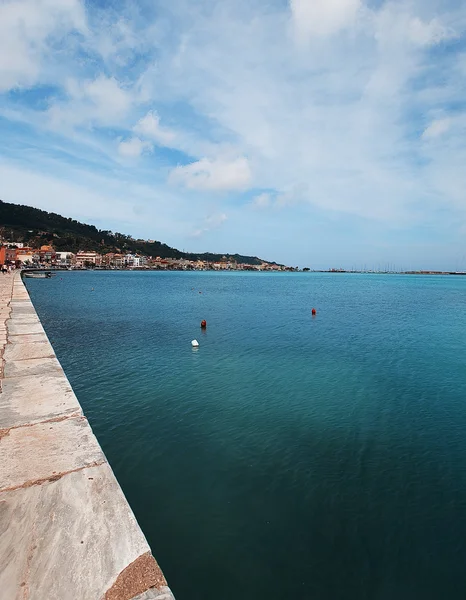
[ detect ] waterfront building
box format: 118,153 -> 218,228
39,245 -> 55,263
15,248 -> 36,265
102,253 -> 125,268
151,258 -> 170,269
75,251 -> 102,267
133,255 -> 147,268
124,253 -> 135,267
55,252 -> 75,267
0,246 -> 18,265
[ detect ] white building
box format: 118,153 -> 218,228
124,254 -> 147,268
133,255 -> 148,267
124,253 -> 135,267
55,252 -> 75,266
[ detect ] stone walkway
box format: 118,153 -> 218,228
0,272 -> 14,384
0,273 -> 175,600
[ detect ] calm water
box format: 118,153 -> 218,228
26,271 -> 466,600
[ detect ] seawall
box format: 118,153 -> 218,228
0,273 -> 175,600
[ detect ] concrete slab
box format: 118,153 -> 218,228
3,339 -> 55,361
7,321 -> 44,336
0,371 -> 82,429
9,304 -> 37,316
0,464 -> 171,600
0,416 -> 104,492
8,332 -> 50,344
9,312 -> 40,321
3,355 -> 64,378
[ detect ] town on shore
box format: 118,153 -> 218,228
0,243 -> 300,271
1,243 -> 463,276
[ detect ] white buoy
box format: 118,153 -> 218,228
191,339 -> 199,347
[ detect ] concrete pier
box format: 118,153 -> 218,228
0,274 -> 175,600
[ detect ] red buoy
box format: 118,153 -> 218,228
200,320 -> 207,328
311,308 -> 317,316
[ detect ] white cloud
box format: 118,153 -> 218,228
251,193 -> 271,209
408,17 -> 454,46
92,17 -> 144,66
48,75 -> 135,129
290,0 -> 361,39
192,213 -> 228,237
134,111 -> 175,146
81,77 -> 132,118
151,0 -> 465,223
0,0 -> 86,92
118,137 -> 153,158
251,185 -> 308,210
169,157 -> 252,191
374,5 -> 457,49
422,118 -> 451,140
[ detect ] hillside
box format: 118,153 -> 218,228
0,200 -> 270,265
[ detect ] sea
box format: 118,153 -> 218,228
25,271 -> 466,600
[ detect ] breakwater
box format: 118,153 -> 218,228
0,273 -> 175,600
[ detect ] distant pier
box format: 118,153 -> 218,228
0,273 -> 175,599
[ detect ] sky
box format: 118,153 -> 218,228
0,0 -> 466,269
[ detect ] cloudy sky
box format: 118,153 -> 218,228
1,0 -> 465,269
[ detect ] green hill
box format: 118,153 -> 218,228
0,200 -> 271,266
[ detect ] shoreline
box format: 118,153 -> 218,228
0,273 -> 175,599
21,267 -> 466,276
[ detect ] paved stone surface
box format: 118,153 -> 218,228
7,331 -> 51,344
7,320 -> 44,335
0,370 -> 82,429
4,354 -> 64,377
0,273 -> 175,600
3,339 -> 55,362
0,415 -> 104,492
0,274 -> 14,384
0,465 -> 160,600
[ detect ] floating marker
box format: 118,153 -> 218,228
191,339 -> 199,347
312,308 -> 317,316
200,320 -> 207,328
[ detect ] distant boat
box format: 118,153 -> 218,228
23,272 -> 52,279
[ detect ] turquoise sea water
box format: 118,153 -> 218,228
26,271 -> 466,600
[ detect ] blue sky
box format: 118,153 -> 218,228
1,0 -> 466,269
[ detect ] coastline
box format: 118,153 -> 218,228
22,266 -> 466,275
0,273 -> 175,599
